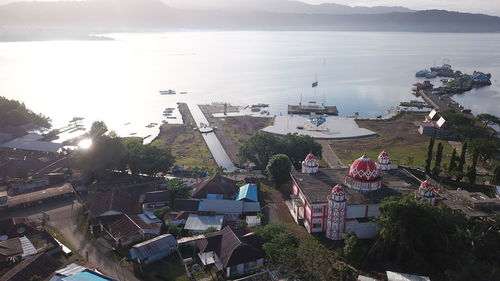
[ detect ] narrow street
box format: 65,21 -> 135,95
1,199 -> 139,281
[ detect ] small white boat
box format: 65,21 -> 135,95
159,90 -> 176,95
166,116 -> 177,119
180,91 -> 188,95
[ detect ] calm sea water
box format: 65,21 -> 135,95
0,31 -> 499,140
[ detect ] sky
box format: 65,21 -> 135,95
304,0 -> 500,16
0,0 -> 499,16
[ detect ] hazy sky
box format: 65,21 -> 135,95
0,0 -> 499,16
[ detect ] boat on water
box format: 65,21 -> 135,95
159,90 -> 176,95
179,91 -> 188,95
165,107 -> 175,110
416,69 -> 438,78
425,72 -> 438,79
166,116 -> 177,119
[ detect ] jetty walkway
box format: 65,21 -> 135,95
187,103 -> 237,172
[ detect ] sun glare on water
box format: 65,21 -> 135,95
78,138 -> 93,149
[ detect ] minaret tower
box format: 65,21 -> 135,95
325,184 -> 347,240
377,151 -> 391,170
302,153 -> 319,174
416,179 -> 439,206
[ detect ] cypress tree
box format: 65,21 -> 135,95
448,148 -> 457,172
432,142 -> 444,177
456,142 -> 467,181
425,137 -> 435,175
467,148 -> 479,184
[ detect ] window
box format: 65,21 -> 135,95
312,221 -> 322,229
313,206 -> 323,214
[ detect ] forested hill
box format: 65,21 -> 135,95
0,0 -> 500,32
0,96 -> 51,128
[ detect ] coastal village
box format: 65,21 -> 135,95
0,64 -> 499,281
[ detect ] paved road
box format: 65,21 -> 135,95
319,140 -> 347,168
187,103 -> 237,172
1,199 -> 139,281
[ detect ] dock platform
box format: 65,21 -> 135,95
288,104 -> 338,115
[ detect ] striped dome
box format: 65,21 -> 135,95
348,155 -> 380,181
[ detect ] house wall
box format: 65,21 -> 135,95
226,258 -> 264,277
345,220 -> 379,239
345,204 -> 379,219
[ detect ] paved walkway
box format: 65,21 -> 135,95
263,115 -> 376,140
319,140 -> 347,168
187,103 -> 237,172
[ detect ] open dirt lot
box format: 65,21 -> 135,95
331,111 -> 454,167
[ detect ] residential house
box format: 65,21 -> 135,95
107,214 -> 160,247
198,199 -> 260,221
129,234 -> 178,265
49,263 -> 116,281
87,189 -> 142,226
196,226 -> 265,278
235,184 -> 258,202
141,190 -> 171,211
192,174 -> 238,200
0,237 -> 37,265
184,214 -> 224,234
0,252 -> 62,281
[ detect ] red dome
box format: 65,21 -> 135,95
378,151 -> 389,159
331,184 -> 345,196
305,153 -> 316,161
348,155 -> 380,181
420,180 -> 435,190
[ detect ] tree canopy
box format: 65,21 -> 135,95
239,132 -> 322,170
0,96 -> 51,128
369,195 -> 500,280
477,113 -> 500,126
71,123 -> 175,179
266,154 -> 292,186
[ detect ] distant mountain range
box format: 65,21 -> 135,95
0,0 -> 500,34
161,0 -> 415,15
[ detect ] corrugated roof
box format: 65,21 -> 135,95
19,236 -> 37,258
0,137 -> 63,153
386,271 -> 430,281
55,263 -> 87,277
198,200 -> 243,214
130,234 -> 177,263
192,174 -> 238,199
242,202 -> 261,213
0,252 -> 62,281
108,214 -> 159,243
235,184 -> 258,202
196,226 -> 264,268
62,271 -> 114,281
184,215 -> 224,232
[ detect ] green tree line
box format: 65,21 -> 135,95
0,96 -> 51,128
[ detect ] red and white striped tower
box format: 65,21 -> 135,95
416,179 -> 439,206
376,151 -> 391,170
325,184 -> 347,240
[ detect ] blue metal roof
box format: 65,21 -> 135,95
62,271 -> 114,281
235,184 -> 258,202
